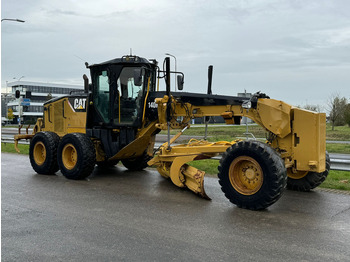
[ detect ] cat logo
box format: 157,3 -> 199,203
74,98 -> 86,110
68,97 -> 87,112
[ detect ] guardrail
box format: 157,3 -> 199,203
210,156 -> 350,172
2,135 -> 29,145
330,158 -> 350,172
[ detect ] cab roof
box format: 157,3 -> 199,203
87,55 -> 152,68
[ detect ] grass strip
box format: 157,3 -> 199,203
1,143 -> 29,154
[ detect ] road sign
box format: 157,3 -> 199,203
21,102 -> 30,106
23,98 -> 30,102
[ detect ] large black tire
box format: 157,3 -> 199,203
218,140 -> 287,210
57,133 -> 96,180
29,132 -> 60,175
287,152 -> 330,191
121,151 -> 151,171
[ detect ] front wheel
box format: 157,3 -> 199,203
218,141 -> 287,210
57,133 -> 96,180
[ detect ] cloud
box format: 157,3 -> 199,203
1,0 -> 350,106
46,9 -> 82,17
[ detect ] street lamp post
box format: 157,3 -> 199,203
2,18 -> 25,125
165,53 -> 177,91
18,99 -> 22,127
1,18 -> 25,23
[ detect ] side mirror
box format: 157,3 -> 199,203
177,75 -> 184,90
134,68 -> 143,86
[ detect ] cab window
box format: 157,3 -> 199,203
94,70 -> 110,123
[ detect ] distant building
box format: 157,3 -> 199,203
5,81 -> 83,124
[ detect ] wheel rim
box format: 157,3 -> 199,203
229,156 -> 263,195
62,143 -> 77,170
33,141 -> 46,166
287,169 -> 308,179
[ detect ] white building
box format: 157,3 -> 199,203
6,81 -> 83,124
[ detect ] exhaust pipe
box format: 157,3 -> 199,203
83,74 -> 89,93
204,65 -> 213,140
207,65 -> 213,95
165,57 -> 172,150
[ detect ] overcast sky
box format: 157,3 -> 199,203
1,0 -> 350,108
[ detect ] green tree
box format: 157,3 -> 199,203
7,108 -> 14,121
344,103 -> 350,127
327,93 -> 348,130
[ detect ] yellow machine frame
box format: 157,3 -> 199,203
13,54 -> 329,211
15,93 -> 326,201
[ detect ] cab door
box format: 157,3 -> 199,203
93,69 -> 111,124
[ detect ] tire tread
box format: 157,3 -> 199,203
29,131 -> 60,175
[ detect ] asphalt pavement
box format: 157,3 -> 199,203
1,153 -> 350,261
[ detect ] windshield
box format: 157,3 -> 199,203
114,67 -> 145,125
92,65 -> 153,126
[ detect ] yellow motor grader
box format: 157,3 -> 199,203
15,55 -> 329,210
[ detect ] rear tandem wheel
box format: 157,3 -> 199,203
29,131 -> 60,175
218,140 -> 287,210
57,133 -> 96,180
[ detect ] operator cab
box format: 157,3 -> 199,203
84,56 -> 158,158
87,55 -> 157,128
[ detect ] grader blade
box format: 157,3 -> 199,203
180,164 -> 211,200
149,139 -> 238,200
149,153 -> 211,200
169,155 -> 211,199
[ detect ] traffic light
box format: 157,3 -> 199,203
15,90 -> 20,98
